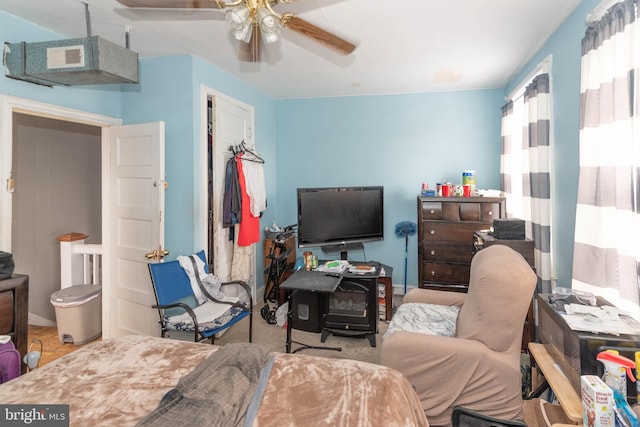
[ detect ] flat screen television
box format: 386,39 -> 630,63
296,186 -> 384,255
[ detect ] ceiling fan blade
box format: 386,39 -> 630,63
116,0 -> 224,8
238,24 -> 261,63
283,15 -> 355,55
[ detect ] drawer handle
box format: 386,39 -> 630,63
430,209 -> 435,214
488,211 -> 493,216
430,250 -> 435,256
430,230 -> 435,235
431,271 -> 436,277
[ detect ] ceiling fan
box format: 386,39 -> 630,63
115,0 -> 356,62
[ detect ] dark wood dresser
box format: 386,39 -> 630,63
417,196 -> 505,292
0,274 -> 29,373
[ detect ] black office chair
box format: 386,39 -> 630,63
452,407 -> 527,427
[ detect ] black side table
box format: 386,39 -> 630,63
281,270 -> 342,354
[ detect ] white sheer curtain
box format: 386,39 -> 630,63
572,0 -> 640,319
501,74 -> 553,293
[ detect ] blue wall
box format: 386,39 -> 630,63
276,90 -> 504,286
2,0 -> 602,291
504,0 -> 599,287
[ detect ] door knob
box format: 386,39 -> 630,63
145,247 -> 169,261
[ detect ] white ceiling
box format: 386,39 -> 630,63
0,0 -> 582,99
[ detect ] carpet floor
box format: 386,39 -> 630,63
212,309 -> 390,365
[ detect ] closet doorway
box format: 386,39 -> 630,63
200,87 -> 257,302
0,95 -> 121,327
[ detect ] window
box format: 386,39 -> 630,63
500,60 -> 553,293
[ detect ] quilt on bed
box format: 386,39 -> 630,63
0,335 -> 428,427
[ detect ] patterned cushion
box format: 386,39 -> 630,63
384,303 -> 459,338
166,301 -> 249,333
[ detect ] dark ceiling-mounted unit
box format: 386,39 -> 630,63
2,2 -> 138,87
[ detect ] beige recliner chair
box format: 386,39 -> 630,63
380,245 -> 536,426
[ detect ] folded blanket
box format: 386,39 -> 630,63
385,302 -> 459,338
177,254 -> 209,304
136,343 -> 273,427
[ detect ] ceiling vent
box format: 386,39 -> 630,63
3,36 -> 138,87
2,3 -> 138,87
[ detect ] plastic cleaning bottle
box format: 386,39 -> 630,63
613,388 -> 639,427
597,350 -> 636,396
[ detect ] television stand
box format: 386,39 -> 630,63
321,242 -> 364,260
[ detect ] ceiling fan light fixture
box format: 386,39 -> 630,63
234,21 -> 253,42
114,0 -> 357,62
224,6 -> 250,30
257,7 -> 280,43
261,30 -> 279,44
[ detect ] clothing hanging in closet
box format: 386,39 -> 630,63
223,156 -> 241,241
222,144 -> 266,247
241,153 -> 266,216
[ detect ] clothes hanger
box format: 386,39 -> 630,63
239,140 -> 264,163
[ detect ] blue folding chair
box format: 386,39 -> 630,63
148,250 -> 252,344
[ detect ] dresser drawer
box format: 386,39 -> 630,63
422,221 -> 489,242
480,203 -> 501,222
420,201 -> 442,220
437,201 -> 502,222
422,242 -> 474,263
442,202 -> 479,221
421,262 -> 470,285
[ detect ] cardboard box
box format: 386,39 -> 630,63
581,375 -> 614,426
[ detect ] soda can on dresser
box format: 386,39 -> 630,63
462,171 -> 476,192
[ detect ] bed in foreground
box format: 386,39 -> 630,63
0,335 -> 428,426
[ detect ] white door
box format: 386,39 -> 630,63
106,122 -> 165,337
211,94 -> 256,300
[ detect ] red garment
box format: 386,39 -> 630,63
236,154 -> 260,246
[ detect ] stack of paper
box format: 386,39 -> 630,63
316,260 -> 349,274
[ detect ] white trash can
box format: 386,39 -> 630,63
50,284 -> 101,345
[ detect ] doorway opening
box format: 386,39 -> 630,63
11,113 -> 101,325
200,87 -> 257,302
0,94 -> 121,330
